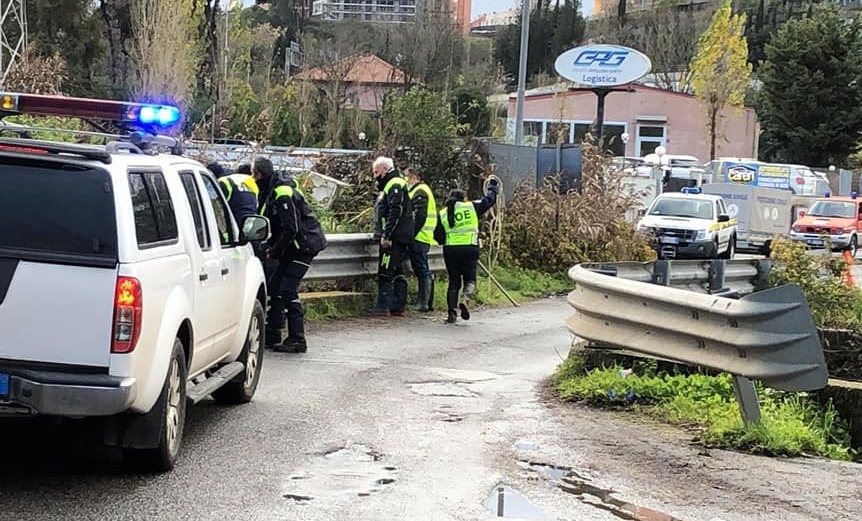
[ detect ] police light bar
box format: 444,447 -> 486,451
0,92 -> 180,128
681,187 -> 701,194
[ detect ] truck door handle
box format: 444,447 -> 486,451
221,267 -> 230,276
199,272 -> 209,281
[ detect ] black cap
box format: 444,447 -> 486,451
207,162 -> 227,178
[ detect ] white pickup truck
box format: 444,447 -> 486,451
636,189 -> 738,259
0,93 -> 270,471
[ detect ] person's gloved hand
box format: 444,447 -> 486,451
489,178 -> 499,187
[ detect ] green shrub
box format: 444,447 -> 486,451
554,353 -> 855,460
769,238 -> 862,329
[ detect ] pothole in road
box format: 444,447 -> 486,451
408,381 -> 478,397
517,460 -> 682,521
486,485 -> 553,520
283,444 -> 397,502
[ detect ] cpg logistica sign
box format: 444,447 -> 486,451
554,44 -> 652,87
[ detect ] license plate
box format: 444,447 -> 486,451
807,239 -> 823,246
0,373 -> 8,397
660,237 -> 679,245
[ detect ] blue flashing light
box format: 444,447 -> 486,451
681,187 -> 701,194
825,192 -> 831,198
853,191 -> 858,200
125,103 -> 181,128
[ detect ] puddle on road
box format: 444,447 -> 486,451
514,460 -> 682,521
486,485 -> 553,520
408,381 -> 478,397
520,461 -> 571,481
559,473 -> 682,521
283,443 -> 397,502
513,439 -> 539,452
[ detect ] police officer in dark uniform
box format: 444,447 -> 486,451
433,180 -> 498,324
253,157 -> 327,353
369,156 -> 414,317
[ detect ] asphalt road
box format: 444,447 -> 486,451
0,298 -> 859,521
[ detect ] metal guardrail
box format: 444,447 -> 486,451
305,233 -> 445,282
566,259 -> 828,396
584,259 -> 770,297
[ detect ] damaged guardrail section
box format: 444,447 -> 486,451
566,260 -> 828,393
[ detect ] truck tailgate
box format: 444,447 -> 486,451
0,260 -> 116,367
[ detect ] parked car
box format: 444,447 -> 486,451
0,93 -> 270,471
789,193 -> 862,257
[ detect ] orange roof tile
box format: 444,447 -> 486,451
295,53 -> 406,85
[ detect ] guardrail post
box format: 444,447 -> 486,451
732,376 -> 762,425
708,260 -> 726,294
753,259 -> 771,291
652,260 -> 671,286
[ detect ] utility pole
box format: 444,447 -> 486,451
514,0 -> 531,146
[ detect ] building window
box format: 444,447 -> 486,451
636,124 -> 666,156
523,121 -> 543,145
544,122 -> 572,145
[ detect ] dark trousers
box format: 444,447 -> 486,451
409,242 -> 431,278
266,254 -> 314,342
443,246 -> 479,309
375,241 -> 410,312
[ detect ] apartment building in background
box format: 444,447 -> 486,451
312,0 -> 472,32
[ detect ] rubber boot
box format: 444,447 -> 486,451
278,297 -> 308,353
412,276 -> 432,312
369,278 -> 393,317
427,275 -> 435,312
391,276 -> 408,316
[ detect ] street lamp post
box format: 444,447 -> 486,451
654,145 -> 667,197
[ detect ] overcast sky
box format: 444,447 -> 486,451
471,0 -> 518,17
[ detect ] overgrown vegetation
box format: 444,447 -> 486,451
503,144 -> 655,272
554,352 -> 855,461
769,238 -> 862,330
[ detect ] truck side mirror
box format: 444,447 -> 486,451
799,210 -> 806,217
637,208 -> 646,218
718,214 -> 730,223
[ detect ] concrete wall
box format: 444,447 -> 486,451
506,85 -> 759,163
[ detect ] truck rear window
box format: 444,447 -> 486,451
0,158 -> 118,265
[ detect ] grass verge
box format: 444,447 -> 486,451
554,353 -> 856,461
302,264 -> 570,321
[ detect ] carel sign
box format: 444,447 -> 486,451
554,44 -> 652,87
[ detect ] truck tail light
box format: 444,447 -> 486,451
112,276 -> 142,354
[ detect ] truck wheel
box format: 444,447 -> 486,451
123,338 -> 188,472
849,235 -> 858,258
720,235 -> 736,259
212,300 -> 265,405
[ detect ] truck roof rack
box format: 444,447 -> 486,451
0,137 -> 113,164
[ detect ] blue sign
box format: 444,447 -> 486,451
723,162 -> 791,191
554,44 -> 652,87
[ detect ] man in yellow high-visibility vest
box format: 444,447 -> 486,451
405,168 -> 437,312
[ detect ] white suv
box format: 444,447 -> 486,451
0,94 -> 269,471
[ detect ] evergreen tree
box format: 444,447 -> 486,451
757,5 -> 862,165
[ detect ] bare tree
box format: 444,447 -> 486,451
129,0 -> 198,106
589,2 -> 714,92
5,48 -> 67,94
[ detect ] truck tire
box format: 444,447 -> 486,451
123,338 -> 188,472
848,235 -> 858,258
212,300 -> 265,405
720,235 -> 736,259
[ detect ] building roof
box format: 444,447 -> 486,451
502,82 -> 756,110
294,53 -> 406,85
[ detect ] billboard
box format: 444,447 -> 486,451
723,162 -> 791,191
